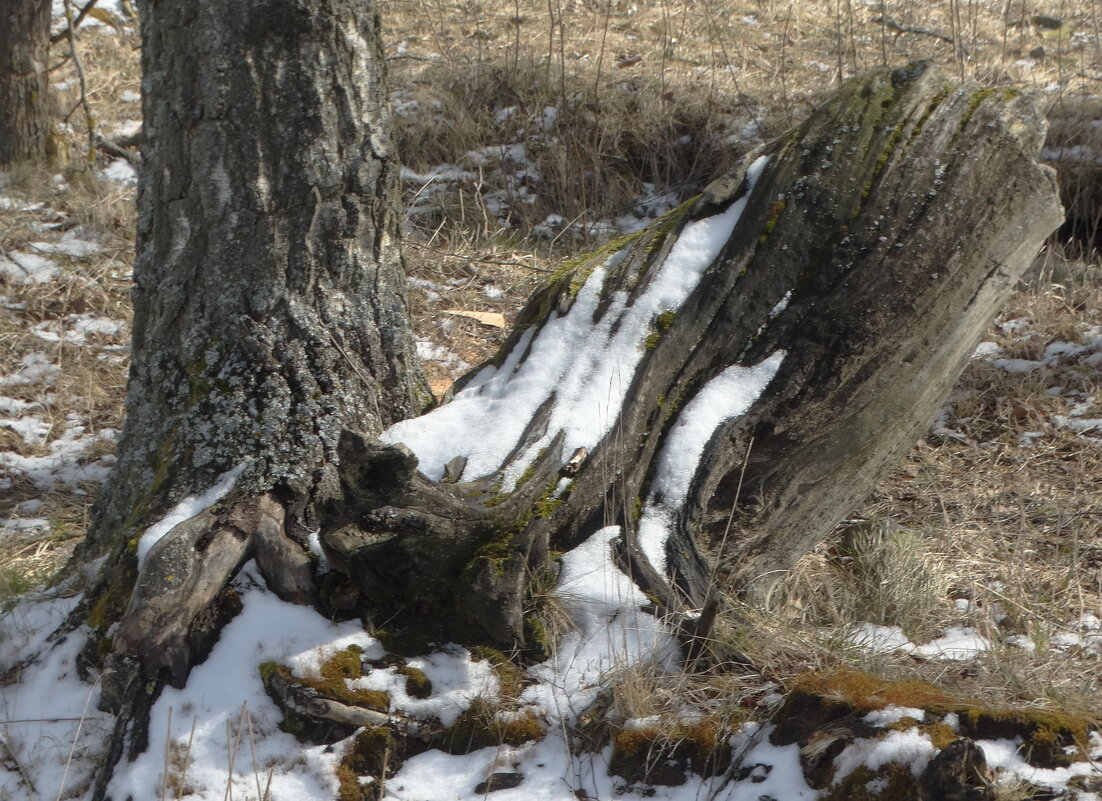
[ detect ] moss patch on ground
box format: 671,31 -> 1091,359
608,720 -> 732,786
776,667 -> 1095,768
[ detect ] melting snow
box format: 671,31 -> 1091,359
638,351 -> 785,572
136,462 -> 248,565
383,156 -> 770,486
847,623 -> 993,660
863,706 -> 928,726
0,414 -> 117,490
979,733 -> 1102,793
0,251 -> 59,284
102,158 -> 137,185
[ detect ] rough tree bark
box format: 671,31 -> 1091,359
60,1 -> 1060,791
0,0 -> 52,165
69,0 -> 425,791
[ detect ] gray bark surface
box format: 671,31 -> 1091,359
0,0 -> 51,164
405,62 -> 1062,623
82,0 -> 425,557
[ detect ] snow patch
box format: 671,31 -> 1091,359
136,462 -> 248,565
638,351 -> 785,572
383,156 -> 770,487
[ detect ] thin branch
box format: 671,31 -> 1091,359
50,0 -> 100,44
95,133 -> 141,166
61,0 -> 97,159
873,14 -> 956,45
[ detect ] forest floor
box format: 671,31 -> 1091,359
3,1 -> 1102,800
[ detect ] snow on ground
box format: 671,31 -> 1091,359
960,320 -> 1102,444
980,733 -> 1102,794
0,413 -> 118,492
846,622 -> 994,660
0,251 -> 59,284
106,567 -> 375,801
5,130 -> 1102,797
102,158 -> 138,185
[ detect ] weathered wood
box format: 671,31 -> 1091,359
446,62 -> 1062,612
319,63 -> 1060,654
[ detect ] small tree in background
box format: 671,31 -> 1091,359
0,0 -> 52,165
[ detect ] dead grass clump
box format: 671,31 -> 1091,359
393,57 -> 744,245
768,519 -> 950,642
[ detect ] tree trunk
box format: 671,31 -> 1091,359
69,1 -> 425,790
0,0 -> 52,165
57,26 -> 1059,794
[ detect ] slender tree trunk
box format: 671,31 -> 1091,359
0,0 -> 52,165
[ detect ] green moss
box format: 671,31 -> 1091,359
337,726 -> 396,801
85,557 -> 139,632
470,530 -> 515,576
469,647 -> 529,697
781,668 -> 1095,768
790,667 -> 954,711
645,312 -> 678,351
444,699 -> 545,752
910,84 -> 953,141
397,665 -> 433,699
523,617 -> 548,653
535,497 -> 564,518
758,198 -> 788,244
609,720 -> 731,784
548,229 -> 646,297
857,115 -> 909,210
514,462 -> 538,489
822,762 -> 915,800
262,649 -> 390,712
958,86 -> 1021,131
644,196 -> 699,258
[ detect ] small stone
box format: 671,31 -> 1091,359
443,455 -> 467,483
474,772 -> 524,794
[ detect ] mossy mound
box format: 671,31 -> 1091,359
337,726 -> 399,801
259,648 -> 390,743
822,762 -> 918,801
440,699 -> 545,753
396,665 -> 433,699
775,668 -> 1095,770
468,646 -> 531,697
608,720 -> 732,787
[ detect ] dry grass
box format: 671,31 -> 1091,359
385,0 -> 1102,242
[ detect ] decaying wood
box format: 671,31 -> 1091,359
489,61 -> 1062,610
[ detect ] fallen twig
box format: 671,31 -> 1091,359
873,15 -> 956,45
